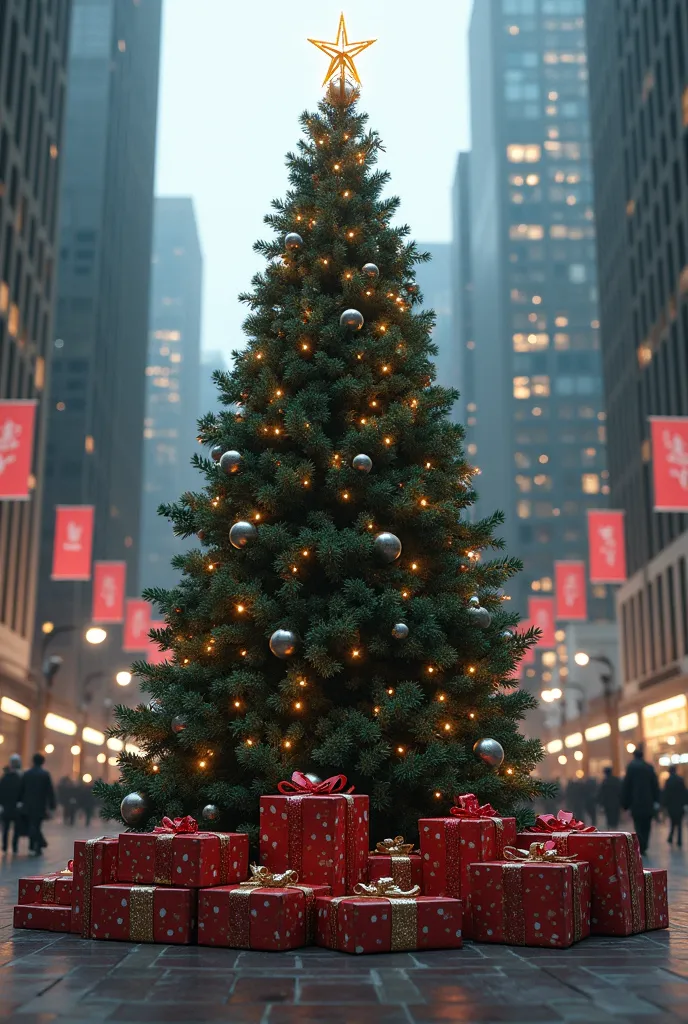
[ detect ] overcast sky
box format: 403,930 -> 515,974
154,1 -> 473,358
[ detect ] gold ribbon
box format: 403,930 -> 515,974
326,878 -> 420,952
153,833 -> 175,885
571,863 -> 583,943
42,877 -> 56,904
624,832 -> 643,932
227,864 -> 317,947
375,836 -> 414,855
82,836 -> 115,938
354,877 -> 421,898
129,885 -> 156,942
373,836 -> 415,890
643,869 -> 656,929
501,859 -> 584,944
504,843 -> 579,863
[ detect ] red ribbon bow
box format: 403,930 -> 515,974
450,793 -> 497,818
528,810 -> 597,834
277,771 -> 354,795
153,815 -> 199,834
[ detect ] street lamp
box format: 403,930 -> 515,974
85,627 -> 107,645
116,671 -> 132,687
574,651 -> 620,774
574,651 -> 590,666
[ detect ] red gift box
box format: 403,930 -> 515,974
368,835 -> 422,890
517,812 -> 645,935
117,816 -> 248,889
643,868 -> 669,930
259,772 -> 368,896
315,878 -> 462,954
18,871 -> 72,906
14,904 -> 72,932
419,794 -> 516,938
198,865 -> 330,950
468,843 -> 591,948
72,836 -> 120,936
90,884 -> 196,943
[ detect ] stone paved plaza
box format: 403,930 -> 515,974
0,818 -> 686,1023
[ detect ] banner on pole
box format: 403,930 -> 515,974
555,561 -> 587,621
51,506 -> 94,580
92,561 -> 126,623
123,599 -> 152,652
146,621 -> 168,665
587,509 -> 627,583
649,416 -> 688,511
0,399 -> 37,499
528,596 -> 556,648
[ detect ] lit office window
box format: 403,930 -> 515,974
509,224 -> 544,240
582,473 -> 600,494
506,144 -> 541,163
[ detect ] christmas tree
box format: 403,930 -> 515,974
97,17 -> 552,840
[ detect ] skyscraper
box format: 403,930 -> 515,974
466,0 -> 610,623
140,198 -> 203,593
451,152 -> 474,434
0,0 -> 72,753
33,0 -> 162,763
587,2 -> 688,731
199,350 -> 230,418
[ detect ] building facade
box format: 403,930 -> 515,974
451,152 -> 474,435
414,242 -> 456,411
140,197 -> 203,593
32,0 -> 162,780
586,0 -> 688,773
467,0 -> 610,632
0,0 -> 72,757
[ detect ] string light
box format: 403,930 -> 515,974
468,666 -> 476,674
379,325 -> 387,333
334,163 -> 341,171
284,740 -> 292,749
360,417 -> 367,425
381,364 -> 390,373
198,760 -> 207,769
301,342 -> 310,351
387,687 -> 394,695
152,764 -> 160,773
425,461 -> 432,469
240,650 -> 247,657
183,658 -> 189,665
343,190 -> 350,198
402,590 -> 410,598
411,562 -> 419,571
367,522 -> 374,530
254,513 -> 262,520
302,549 -> 309,557
437,694 -> 446,702
427,666 -> 435,674
294,701 -> 302,710
373,706 -> 380,714
469,712 -> 476,719
506,767 -> 514,775
302,478 -> 310,487
246,739 -> 254,746
419,499 -> 427,507
443,723 -> 452,732
207,564 -> 215,571
396,745 -> 405,754
291,566 -> 298,574
434,791 -> 442,799
298,678 -> 307,686
384,437 -> 392,445
275,389 -> 283,397
347,230 -> 355,238
256,352 -> 263,360
342,491 -> 350,500
352,648 -> 361,658
236,604 -> 245,613
345,271 -> 352,279
234,700 -> 242,708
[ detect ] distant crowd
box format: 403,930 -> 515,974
0,753 -> 99,857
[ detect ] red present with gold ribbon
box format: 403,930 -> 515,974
368,836 -> 423,891
468,841 -> 591,948
643,868 -> 669,930
90,884 -> 196,943
315,877 -> 462,954
72,836 -> 120,936
517,812 -> 645,936
14,903 -> 72,933
198,864 -> 330,950
419,793 -> 516,938
117,816 -> 249,889
18,862 -> 73,906
259,771 -> 368,896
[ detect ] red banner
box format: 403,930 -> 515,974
650,416 -> 688,511
51,506 -> 94,580
587,510 -> 627,583
147,621 -> 167,665
0,399 -> 37,499
555,561 -> 587,621
92,562 -> 126,623
528,596 -> 556,648
123,599 -> 152,652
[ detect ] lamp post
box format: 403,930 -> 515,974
575,652 -> 620,775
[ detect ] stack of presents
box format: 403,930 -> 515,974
14,772 -> 669,953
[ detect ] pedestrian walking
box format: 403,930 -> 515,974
77,780 -> 95,826
56,777 -> 77,826
17,753 -> 56,856
663,764 -> 687,848
0,755 -> 23,854
621,745 -> 660,855
582,776 -> 598,827
597,765 -> 622,829
565,777 -> 586,822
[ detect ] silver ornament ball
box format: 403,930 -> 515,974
340,308 -> 364,331
269,628 -> 299,659
120,792 -> 151,827
229,520 -> 257,549
147,698 -> 163,713
501,630 -> 514,640
171,715 -> 188,735
201,803 -> 220,823
473,737 -> 505,768
362,262 -> 379,280
220,449 -> 242,475
285,232 -> 303,251
468,595 -> 481,608
373,531 -> 402,563
392,622 -> 409,640
210,444 -> 224,463
468,605 -> 492,629
352,453 -> 373,473
326,77 -> 359,106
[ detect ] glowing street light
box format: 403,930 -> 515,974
116,671 -> 132,686
574,651 -> 590,666
85,627 -> 107,645
540,690 -> 553,702
41,621 -> 54,634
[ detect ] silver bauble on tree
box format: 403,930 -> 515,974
229,520 -> 257,549
468,605 -> 492,629
473,737 -> 505,768
373,531 -> 402,562
468,595 -> 480,608
201,804 -> 220,823
120,792 -> 151,826
171,715 -> 188,735
147,698 -> 163,713
269,629 -> 299,659
210,444 -> 224,463
392,623 -> 409,640
220,450 -> 241,475
362,262 -> 379,280
285,232 -> 303,251
340,308 -> 364,331
501,630 -> 514,639
352,453 -> 373,473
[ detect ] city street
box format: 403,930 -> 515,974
0,819 -> 686,1023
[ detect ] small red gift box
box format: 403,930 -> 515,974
259,772 -> 368,896
72,836 -> 120,936
468,842 -> 591,948
419,794 -> 516,938
90,884 -> 196,943
14,904 -> 72,932
315,878 -> 462,954
643,868 -> 669,930
517,810 -> 645,936
18,869 -> 72,906
117,815 -> 248,889
368,836 -> 422,890
198,865 -> 330,950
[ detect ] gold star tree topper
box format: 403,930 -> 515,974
308,13 -> 376,100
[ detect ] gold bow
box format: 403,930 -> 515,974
504,842 -> 578,863
239,863 -> 300,888
353,876 -> 421,898
375,835 -> 414,855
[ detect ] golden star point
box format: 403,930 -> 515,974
308,12 -> 376,88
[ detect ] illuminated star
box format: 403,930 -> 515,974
308,13 -> 376,88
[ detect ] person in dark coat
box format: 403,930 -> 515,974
662,765 -> 688,847
582,776 -> 598,827
77,780 -> 96,826
597,765 -> 622,829
565,778 -> 586,822
56,777 -> 77,826
621,745 -> 660,854
17,753 -> 56,855
0,754 -> 23,854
